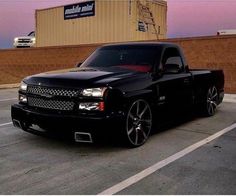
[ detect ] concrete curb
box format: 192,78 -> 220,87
0,83 -> 20,89
224,94 -> 236,103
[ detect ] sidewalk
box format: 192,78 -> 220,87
224,94 -> 236,103
0,83 -> 19,89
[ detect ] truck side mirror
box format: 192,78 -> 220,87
164,64 -> 181,74
76,62 -> 83,67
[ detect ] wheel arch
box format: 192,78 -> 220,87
105,87 -> 156,113
123,89 -> 156,110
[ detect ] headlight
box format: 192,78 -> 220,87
32,38 -> 36,43
14,38 -> 18,42
20,81 -> 27,91
82,87 -> 106,97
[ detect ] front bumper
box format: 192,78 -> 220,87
13,42 -> 35,48
11,104 -> 124,138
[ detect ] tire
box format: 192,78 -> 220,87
202,86 -> 219,117
124,99 -> 152,147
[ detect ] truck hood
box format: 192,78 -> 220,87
24,67 -> 144,88
16,36 -> 34,39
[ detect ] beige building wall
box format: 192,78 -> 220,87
36,0 -> 167,47
131,0 -> 167,41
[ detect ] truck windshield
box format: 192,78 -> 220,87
81,46 -> 160,72
28,31 -> 35,36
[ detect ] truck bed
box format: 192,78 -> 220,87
190,68 -> 224,104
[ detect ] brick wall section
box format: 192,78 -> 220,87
0,44 -> 99,85
170,36 -> 236,93
0,35 -> 236,93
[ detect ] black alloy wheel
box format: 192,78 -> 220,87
205,86 -> 218,116
126,99 -> 152,147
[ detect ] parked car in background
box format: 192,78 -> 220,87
11,42 -> 224,147
13,31 -> 35,48
217,29 -> 236,36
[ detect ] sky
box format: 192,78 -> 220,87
0,0 -> 235,48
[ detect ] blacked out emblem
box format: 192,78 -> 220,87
159,96 -> 166,101
41,93 -> 54,99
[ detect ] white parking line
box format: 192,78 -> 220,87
0,122 -> 13,127
0,98 -> 17,102
98,123 -> 236,195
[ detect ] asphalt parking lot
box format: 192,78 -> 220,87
0,88 -> 236,195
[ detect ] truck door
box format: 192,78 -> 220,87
157,47 -> 193,114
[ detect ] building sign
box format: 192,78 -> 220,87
64,1 -> 95,20
138,21 -> 147,32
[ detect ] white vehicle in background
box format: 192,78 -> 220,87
13,31 -> 36,48
217,29 -> 236,36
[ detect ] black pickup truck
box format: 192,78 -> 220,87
11,42 -> 224,147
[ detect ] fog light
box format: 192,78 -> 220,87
19,94 -> 27,103
79,102 -> 105,111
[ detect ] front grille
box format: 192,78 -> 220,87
18,39 -> 30,43
28,97 -> 74,111
27,86 -> 80,97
